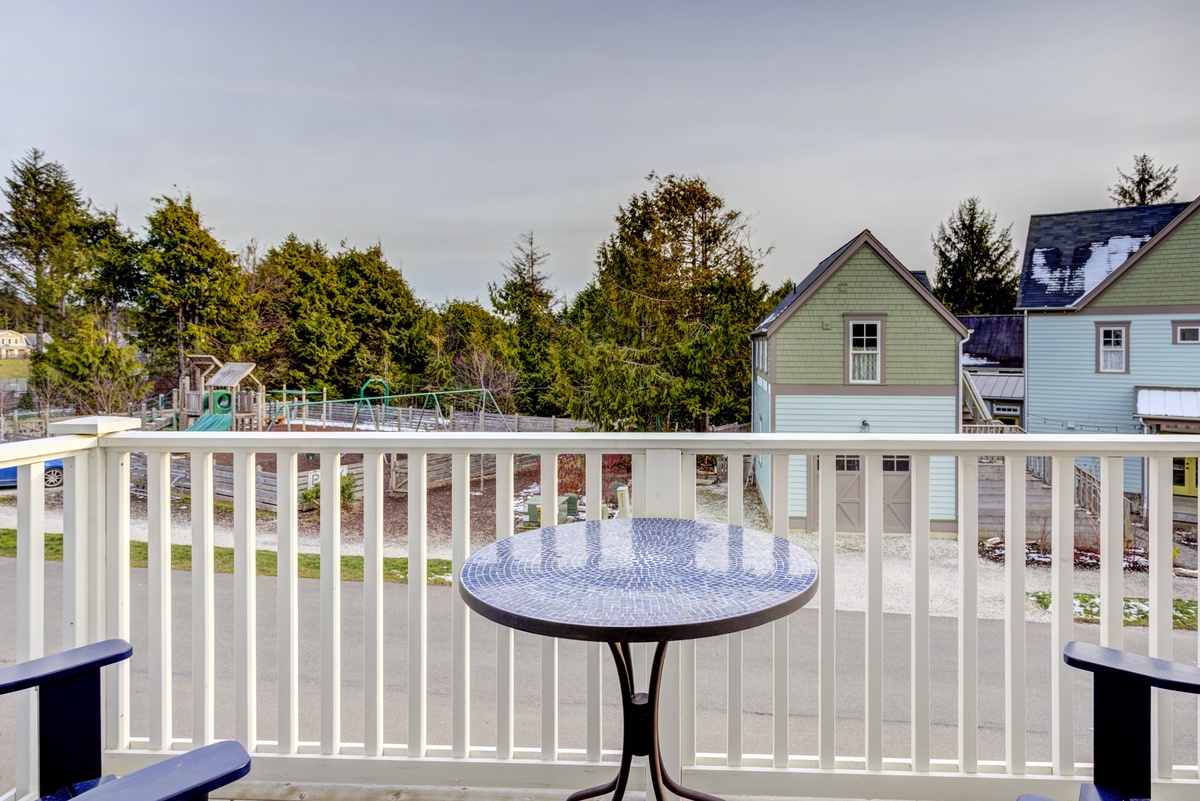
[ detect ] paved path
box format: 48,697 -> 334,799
1,560 -> 1197,795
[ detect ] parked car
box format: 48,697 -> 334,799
0,458 -> 65,489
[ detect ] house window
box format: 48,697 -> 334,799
847,320 -> 881,383
835,455 -> 860,472
1173,321 -> 1200,344
882,455 -> 910,472
1095,322 -> 1129,373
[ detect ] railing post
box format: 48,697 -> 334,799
47,417 -> 141,758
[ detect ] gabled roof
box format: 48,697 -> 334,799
208,362 -> 258,387
1016,200 -> 1192,310
958,314 -> 1024,369
753,230 -> 967,339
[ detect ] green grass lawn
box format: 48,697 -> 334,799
0,359 -> 29,379
0,530 -> 452,585
1028,590 -> 1196,630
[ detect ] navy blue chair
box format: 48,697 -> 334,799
0,639 -> 251,801
1019,641 -> 1200,801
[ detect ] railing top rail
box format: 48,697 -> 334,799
98,429 -> 1200,457
0,434 -> 99,468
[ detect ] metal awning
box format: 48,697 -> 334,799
207,363 -> 259,388
1134,386 -> 1200,423
968,372 -> 1024,401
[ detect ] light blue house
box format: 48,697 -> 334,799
750,230 -> 967,533
1019,196 -> 1200,502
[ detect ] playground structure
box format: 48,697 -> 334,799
179,356 -> 267,432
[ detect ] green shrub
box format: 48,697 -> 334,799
300,472 -> 358,509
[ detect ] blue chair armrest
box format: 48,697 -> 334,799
1064,641 -> 1200,695
0,640 -> 132,695
72,741 -> 251,801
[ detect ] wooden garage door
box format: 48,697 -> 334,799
813,454 -> 912,534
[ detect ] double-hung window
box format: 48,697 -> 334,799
848,320 -> 881,383
1096,322 -> 1129,373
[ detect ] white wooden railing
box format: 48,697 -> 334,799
2,418 -> 1199,801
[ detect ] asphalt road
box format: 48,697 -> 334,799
1,561 -> 1197,794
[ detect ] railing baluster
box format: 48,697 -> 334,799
62,454 -> 87,650
191,450 -> 214,747
364,453 -> 385,757
1099,457 -> 1124,651
1003,453 -> 1026,774
234,451 -> 257,751
452,452 -> 471,759
910,453 -> 930,772
865,452 -> 884,770
408,451 -> 429,757
770,453 -> 789,768
88,447 -> 107,644
277,451 -> 300,754
320,452 -> 342,754
818,451 -> 837,769
1148,454 -> 1174,778
680,452 -> 697,767
1050,453 -> 1075,775
726,452 -> 743,526
958,453 -> 979,773
632,453 -> 646,517
584,452 -> 603,762
495,453 -> 516,759
540,451 -> 559,760
148,452 -> 173,751
727,630 -> 743,767
16,461 -> 45,798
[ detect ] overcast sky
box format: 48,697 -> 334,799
3,0 -> 1197,307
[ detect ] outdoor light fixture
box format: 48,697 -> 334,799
860,420 -> 870,432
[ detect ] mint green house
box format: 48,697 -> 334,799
750,230 -> 967,532
1019,195 -> 1200,502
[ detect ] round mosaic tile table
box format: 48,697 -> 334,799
459,517 -> 819,801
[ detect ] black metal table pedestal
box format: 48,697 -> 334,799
567,641 -> 721,801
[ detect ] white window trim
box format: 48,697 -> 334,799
1095,322 -> 1130,374
1173,320 -> 1200,345
844,315 -> 885,385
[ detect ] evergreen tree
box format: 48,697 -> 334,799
330,245 -> 430,394
80,209 -> 141,339
136,194 -> 258,379
40,311 -> 149,414
253,236 -> 353,389
0,149 -> 90,350
931,197 -> 1018,315
1109,154 -> 1179,206
572,173 -> 772,430
488,232 -> 560,416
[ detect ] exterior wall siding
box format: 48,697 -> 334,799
752,377 -> 772,509
1091,211 -> 1200,308
1026,312 -> 1200,492
774,394 -> 958,522
773,247 -> 959,386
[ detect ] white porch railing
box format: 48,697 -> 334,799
2,419 -> 1199,801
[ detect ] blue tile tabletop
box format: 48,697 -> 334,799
459,518 -> 819,642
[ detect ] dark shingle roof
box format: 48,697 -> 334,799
753,237 -> 855,334
1016,202 -> 1190,309
958,314 -> 1024,369
910,270 -> 932,292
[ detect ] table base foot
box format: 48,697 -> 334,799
575,642 -> 722,801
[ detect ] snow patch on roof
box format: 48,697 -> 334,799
1029,234 -> 1149,296
961,354 -> 992,366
